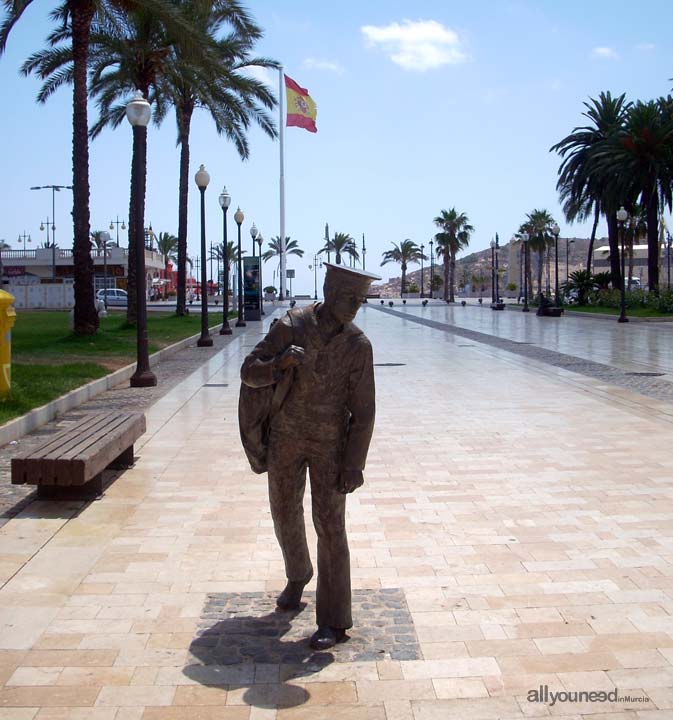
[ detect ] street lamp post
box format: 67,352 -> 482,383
552,223 -> 560,304
522,231 -> 530,312
362,233 -> 366,271
617,206 -> 629,324
109,217 -> 126,247
100,230 -> 111,309
195,165 -> 213,347
491,235 -> 503,310
257,233 -> 265,316
420,244 -> 425,298
30,184 -> 72,280
667,231 -> 672,289
39,217 -> 51,248
126,91 -> 156,387
490,239 -> 496,304
429,239 -> 434,299
566,238 -> 575,283
250,222 -> 258,255
18,231 -> 31,253
234,207 -> 246,327
309,254 -> 323,300
218,186 -> 232,335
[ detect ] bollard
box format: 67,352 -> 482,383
0,290 -> 17,398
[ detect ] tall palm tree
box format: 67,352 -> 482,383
262,236 -> 304,263
1,0 -> 195,335
519,209 -> 556,297
550,91 -> 630,285
211,239 -> 244,299
380,240 -> 425,295
156,231 -> 177,298
433,208 -> 474,302
153,2 -> 278,317
596,97 -> 673,291
320,232 -> 359,266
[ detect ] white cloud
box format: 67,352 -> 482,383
361,19 -> 468,71
302,58 -> 345,75
592,46 -> 619,60
242,65 -> 275,86
636,42 -> 656,52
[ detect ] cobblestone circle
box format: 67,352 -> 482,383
376,306 -> 673,402
192,588 -> 420,666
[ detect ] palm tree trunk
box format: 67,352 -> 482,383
336,251 -> 341,265
401,264 -> 406,295
628,234 -> 634,290
586,204 -> 600,273
176,103 -> 193,316
449,254 -> 456,303
646,192 -> 659,291
70,0 -> 98,335
537,249 -> 544,296
443,256 -> 449,301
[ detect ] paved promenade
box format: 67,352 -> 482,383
1,302 -> 672,719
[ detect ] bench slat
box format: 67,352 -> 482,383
11,412 -> 145,488
37,413 -> 128,486
13,413 -> 114,462
46,414 -> 137,461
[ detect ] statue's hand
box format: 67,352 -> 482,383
276,345 -> 305,371
338,469 -> 364,494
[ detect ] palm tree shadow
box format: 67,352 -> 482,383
183,602 -> 336,710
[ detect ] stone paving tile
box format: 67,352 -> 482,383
375,306 -> 673,403
2,304 -> 673,718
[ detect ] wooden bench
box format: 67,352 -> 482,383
11,412 -> 146,500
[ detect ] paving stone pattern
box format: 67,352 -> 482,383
375,305 -> 673,402
195,588 -> 421,665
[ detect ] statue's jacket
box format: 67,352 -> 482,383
239,304 -> 375,474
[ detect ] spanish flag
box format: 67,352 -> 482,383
285,74 -> 317,133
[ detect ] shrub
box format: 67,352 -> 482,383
264,286 -> 277,294
407,282 -> 419,293
506,282 -> 517,292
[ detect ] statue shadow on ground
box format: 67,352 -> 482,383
182,602 -> 336,710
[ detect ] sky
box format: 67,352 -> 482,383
1,0 -> 672,295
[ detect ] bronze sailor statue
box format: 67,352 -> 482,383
239,263 -> 380,649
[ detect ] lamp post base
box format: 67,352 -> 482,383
618,314 -> 629,323
197,335 -> 213,347
522,306 -> 530,312
236,320 -> 246,327
220,324 -> 232,335
130,369 -> 157,387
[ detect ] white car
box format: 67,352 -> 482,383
97,288 -> 128,306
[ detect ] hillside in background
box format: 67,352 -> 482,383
371,236 -> 597,297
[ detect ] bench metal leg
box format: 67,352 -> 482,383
109,444 -> 135,470
37,474 -> 103,501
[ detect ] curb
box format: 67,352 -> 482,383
564,311 -> 673,323
0,322 -> 224,448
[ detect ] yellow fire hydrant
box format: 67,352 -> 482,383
0,290 -> 17,398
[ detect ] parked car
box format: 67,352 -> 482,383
97,288 -> 128,306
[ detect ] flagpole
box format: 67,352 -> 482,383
278,66 -> 286,301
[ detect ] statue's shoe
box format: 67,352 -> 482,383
309,626 -> 348,651
276,578 -> 311,610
